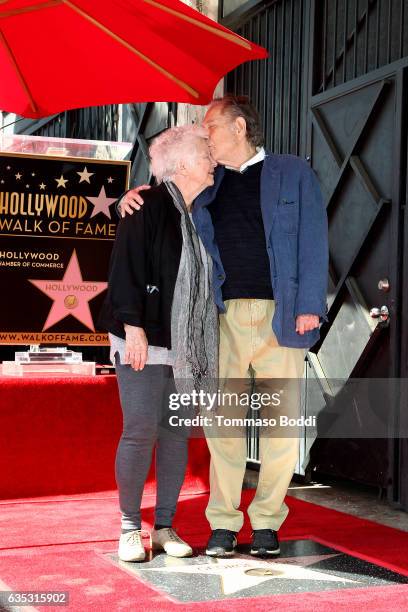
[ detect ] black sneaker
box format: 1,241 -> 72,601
206,529 -> 237,557
250,529 -> 280,556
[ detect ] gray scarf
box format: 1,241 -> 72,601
165,181 -> 218,396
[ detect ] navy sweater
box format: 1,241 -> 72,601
208,161 -> 273,301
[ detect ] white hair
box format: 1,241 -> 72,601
149,125 -> 208,183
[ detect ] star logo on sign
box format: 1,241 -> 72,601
15,172 -> 22,180
55,174 -> 68,188
136,554 -> 357,596
86,185 -> 117,220
107,177 -> 114,183
77,166 -> 94,184
29,250 -> 107,331
39,183 -> 46,190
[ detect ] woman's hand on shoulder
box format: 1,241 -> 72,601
124,324 -> 148,370
120,185 -> 151,217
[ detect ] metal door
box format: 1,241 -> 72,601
307,67 -> 407,499
221,0 -> 408,507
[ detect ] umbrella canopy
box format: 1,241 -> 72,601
0,0 -> 268,118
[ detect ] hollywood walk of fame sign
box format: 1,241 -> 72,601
0,148 -> 130,345
106,539 -> 408,603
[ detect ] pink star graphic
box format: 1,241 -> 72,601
29,250 -> 107,331
86,185 -> 117,219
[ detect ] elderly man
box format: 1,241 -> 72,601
120,95 -> 328,558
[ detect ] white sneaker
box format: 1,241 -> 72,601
150,528 -> 193,558
118,530 -> 146,562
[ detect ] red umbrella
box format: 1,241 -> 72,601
0,0 -> 268,118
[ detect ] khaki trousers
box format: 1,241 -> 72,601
205,299 -> 305,532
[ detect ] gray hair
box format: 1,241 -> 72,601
149,125 -> 208,183
209,94 -> 264,148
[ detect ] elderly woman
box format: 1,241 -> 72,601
99,126 -> 218,562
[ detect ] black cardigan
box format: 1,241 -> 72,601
98,183 -> 182,349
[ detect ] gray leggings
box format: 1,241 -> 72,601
115,361 -> 190,530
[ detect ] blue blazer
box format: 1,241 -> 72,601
192,152 -> 329,349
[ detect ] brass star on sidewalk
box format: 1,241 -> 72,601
136,554 -> 358,596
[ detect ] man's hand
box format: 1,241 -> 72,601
120,185 -> 151,217
295,314 -> 320,335
124,324 -> 148,370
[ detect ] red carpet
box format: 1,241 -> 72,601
2,375 -> 408,609
1,490 -> 408,611
0,376 -> 209,499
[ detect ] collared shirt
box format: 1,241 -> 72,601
224,146 -> 266,173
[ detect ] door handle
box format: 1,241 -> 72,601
378,279 -> 390,292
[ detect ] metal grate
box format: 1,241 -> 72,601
225,0 -> 305,156
314,0 -> 408,94
25,105 -> 119,141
